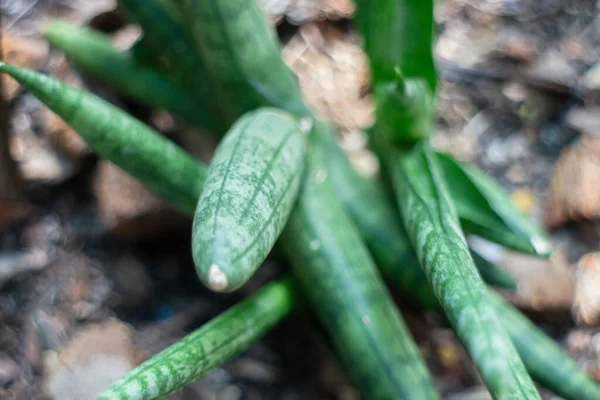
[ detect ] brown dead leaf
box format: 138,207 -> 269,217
545,136 -> 600,228
572,252 -> 600,326
258,0 -> 354,24
42,320 -> 146,400
1,33 -> 48,100
43,55 -> 90,159
282,22 -> 373,131
499,248 -> 574,312
94,161 -> 188,240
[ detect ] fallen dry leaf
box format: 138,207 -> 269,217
282,22 -> 373,132
572,252 -> 600,326
545,136 -> 600,228
43,55 -> 91,159
258,0 -> 355,24
42,320 -> 145,400
94,161 -> 188,240
1,33 -> 48,100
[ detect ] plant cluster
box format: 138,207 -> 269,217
1,1 -> 599,399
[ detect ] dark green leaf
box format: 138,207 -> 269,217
173,0 -> 309,123
0,63 -> 206,214
118,0 -> 227,133
436,152 -> 552,257
44,21 -> 218,131
353,0 -> 436,90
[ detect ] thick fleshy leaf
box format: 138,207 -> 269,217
97,277 -> 299,400
173,0 -> 309,123
0,63 -> 205,214
43,21 -> 218,131
436,152 -> 552,257
192,109 -> 307,292
117,0 -> 227,133
353,0 -> 436,91
375,75 -> 435,144
280,129 -> 440,400
488,290 -> 600,400
386,140 -> 540,400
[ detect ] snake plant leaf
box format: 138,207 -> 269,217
488,290 -> 600,400
0,63 -> 206,215
435,152 -> 552,257
308,122 -> 600,400
353,0 -> 436,91
117,0 -> 227,134
386,140 -> 540,399
192,109 -> 307,292
375,74 -> 435,144
43,21 -> 219,131
281,128 -> 439,400
97,277 -> 299,400
173,0 -> 310,124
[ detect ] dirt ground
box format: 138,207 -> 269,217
1,0 -> 600,399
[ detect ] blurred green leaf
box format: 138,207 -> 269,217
436,152 -> 552,257
353,0 -> 436,90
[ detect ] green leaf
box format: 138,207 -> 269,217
280,128 -> 439,400
488,290 -> 600,400
375,74 -> 435,144
0,63 -> 206,215
173,0 -> 309,123
192,109 -> 307,292
117,0 -> 227,133
43,20 -> 220,131
353,0 -> 436,91
97,277 -> 299,400
386,141 -> 540,399
435,152 -> 552,257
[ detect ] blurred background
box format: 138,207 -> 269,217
1,0 -> 600,399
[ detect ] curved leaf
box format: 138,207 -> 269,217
281,129 -> 439,400
43,21 -> 218,131
436,152 -> 552,257
0,63 -> 205,215
173,0 -> 309,123
117,0 -> 227,133
192,109 -> 307,292
386,141 -> 540,399
97,277 -> 299,400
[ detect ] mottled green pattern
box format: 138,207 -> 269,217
388,141 -> 540,400
281,130 -> 439,400
97,277 -> 298,400
44,21 -> 215,130
0,63 -> 206,215
353,0 -> 436,91
192,109 -> 307,292
117,0 -> 227,134
375,77 -> 435,144
174,0 -> 309,124
436,152 -> 552,257
488,291 -> 600,400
